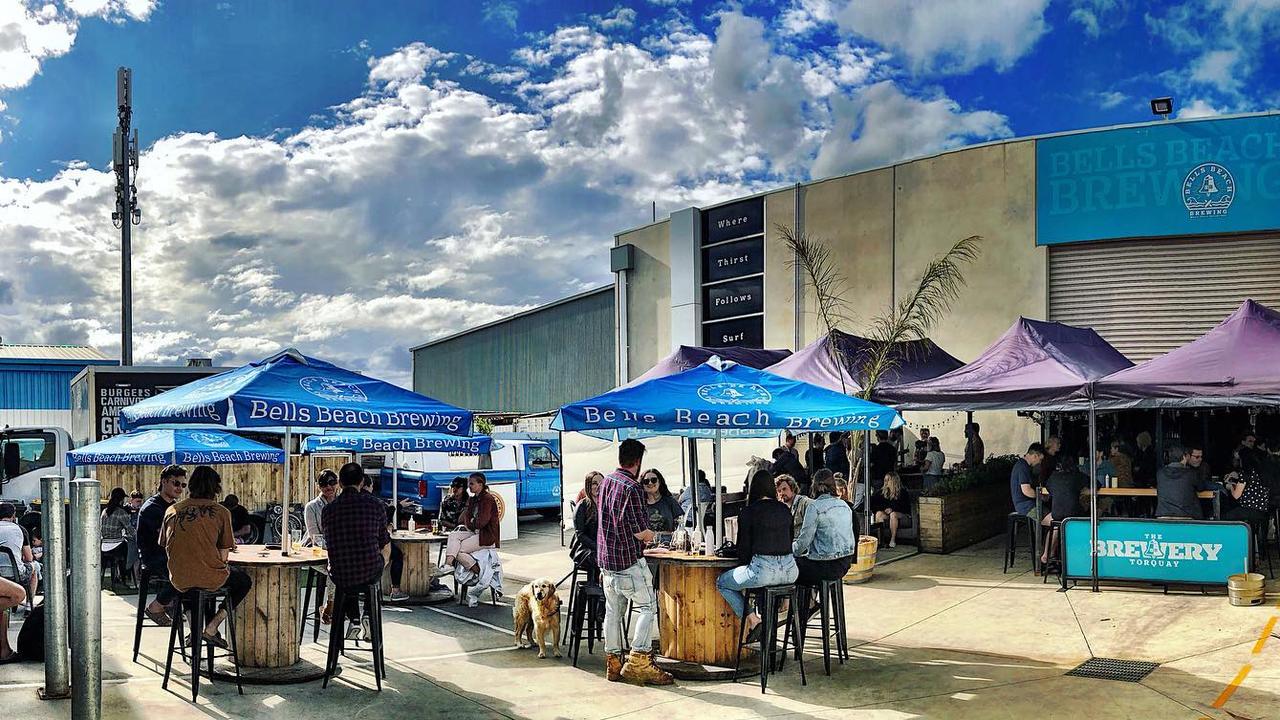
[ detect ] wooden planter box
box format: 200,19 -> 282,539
916,481 -> 1011,554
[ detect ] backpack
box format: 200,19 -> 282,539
16,604 -> 44,661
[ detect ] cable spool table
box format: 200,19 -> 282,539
220,544 -> 328,683
382,530 -> 451,603
643,550 -> 743,680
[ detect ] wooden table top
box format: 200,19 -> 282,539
644,549 -> 738,567
391,530 -> 447,542
1040,487 -> 1215,498
228,544 -> 327,567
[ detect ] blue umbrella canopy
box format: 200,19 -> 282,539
67,428 -> 286,467
119,349 -> 472,435
551,357 -> 903,438
301,431 -> 495,455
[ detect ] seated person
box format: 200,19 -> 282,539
1010,444 -> 1047,520
159,466 -> 253,648
1155,445 -> 1214,519
358,474 -> 410,603
1041,454 -> 1087,567
438,476 -> 468,531
137,465 -> 186,626
716,469 -> 796,643
571,471 -> 602,581
101,487 -> 134,580
1222,450 -> 1270,524
640,469 -> 684,532
220,494 -> 254,542
0,576 -> 24,662
870,472 -> 912,548
678,470 -> 714,526
0,502 -> 40,603
793,470 -> 855,587
436,472 -> 500,576
323,463 -> 392,638
775,474 -> 811,539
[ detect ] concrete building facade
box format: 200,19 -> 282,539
613,112 -> 1280,457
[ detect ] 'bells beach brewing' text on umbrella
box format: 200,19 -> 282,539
119,349 -> 473,554
67,428 -> 286,467
552,357 -> 903,545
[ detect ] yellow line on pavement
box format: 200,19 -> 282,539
1211,664 -> 1251,708
1253,617 -> 1278,654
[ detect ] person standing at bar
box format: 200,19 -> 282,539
824,432 -> 850,479
596,439 -> 672,686
805,433 -> 826,477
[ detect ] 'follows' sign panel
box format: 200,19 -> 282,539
1036,114 -> 1280,245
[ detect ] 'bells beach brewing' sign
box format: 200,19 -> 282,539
701,198 -> 765,348
1036,114 -> 1280,245
1062,518 -> 1250,585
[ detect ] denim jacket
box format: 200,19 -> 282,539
792,493 -> 855,560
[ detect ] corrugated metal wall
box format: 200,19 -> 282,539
412,289 -> 615,414
0,366 -> 81,409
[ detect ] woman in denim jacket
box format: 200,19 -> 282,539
793,469 -> 856,585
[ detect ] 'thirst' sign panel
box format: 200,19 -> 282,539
703,237 -> 764,283
1061,517 -> 1249,585
703,197 -> 764,246
1035,114 -> 1280,245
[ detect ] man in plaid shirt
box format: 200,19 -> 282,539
596,439 -> 673,686
322,462 -> 391,641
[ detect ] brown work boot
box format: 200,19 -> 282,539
620,650 -> 674,686
605,653 -> 624,682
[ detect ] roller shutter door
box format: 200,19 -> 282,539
1048,234 -> 1280,361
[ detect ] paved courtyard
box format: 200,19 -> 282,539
2,518 -> 1278,719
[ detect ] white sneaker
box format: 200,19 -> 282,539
388,589 -> 410,602
360,616 -> 372,642
345,623 -> 361,641
888,541 -> 896,548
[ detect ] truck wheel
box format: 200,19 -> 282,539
536,508 -> 561,520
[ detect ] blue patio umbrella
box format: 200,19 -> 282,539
118,349 -> 474,555
301,431 -> 498,522
552,357 -> 902,544
67,428 -> 286,467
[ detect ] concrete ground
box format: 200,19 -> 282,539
3,517 -> 1279,719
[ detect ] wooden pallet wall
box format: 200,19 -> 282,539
92,454 -> 349,510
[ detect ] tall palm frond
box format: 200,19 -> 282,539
858,235 -> 982,399
779,224 -> 854,394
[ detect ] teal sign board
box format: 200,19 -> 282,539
1036,114 -> 1280,245
1062,518 -> 1249,585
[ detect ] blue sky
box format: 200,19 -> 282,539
0,0 -> 1276,382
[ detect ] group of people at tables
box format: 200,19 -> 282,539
110,460 -> 504,667
567,437 -> 918,686
1009,432 -> 1278,571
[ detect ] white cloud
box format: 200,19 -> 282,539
1068,0 -> 1123,38
0,0 -> 153,91
812,80 -> 1011,178
1148,0 -> 1280,105
0,16 -> 1014,385
1190,48 -> 1242,94
778,0 -> 840,36
1176,98 -> 1224,119
1095,90 -> 1128,109
837,0 -> 1050,74
594,6 -> 637,32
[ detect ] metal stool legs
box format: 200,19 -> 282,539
733,585 -> 806,694
161,588 -> 241,701
324,582 -> 385,691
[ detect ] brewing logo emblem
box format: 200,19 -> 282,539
1182,163 -> 1235,218
697,382 -> 772,406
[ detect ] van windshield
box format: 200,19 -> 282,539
1,431 -> 57,480
526,445 -> 559,469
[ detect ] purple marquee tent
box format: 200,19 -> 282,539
625,345 -> 792,386
1094,299 -> 1280,409
875,318 -> 1133,411
765,331 -> 963,395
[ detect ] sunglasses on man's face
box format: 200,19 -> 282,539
169,480 -> 187,488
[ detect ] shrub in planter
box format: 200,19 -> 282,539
916,455 -> 1018,553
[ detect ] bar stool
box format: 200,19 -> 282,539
323,581 -> 386,691
133,564 -> 184,664
161,587 -> 242,701
791,578 -> 848,675
733,584 -> 806,694
1003,512 -> 1040,574
568,580 -> 606,667
299,566 -> 329,643
1042,520 -> 1064,585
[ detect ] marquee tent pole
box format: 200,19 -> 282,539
863,431 -> 872,535
1088,405 -> 1098,592
392,450 -> 400,528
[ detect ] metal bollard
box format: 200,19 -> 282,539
38,475 -> 70,700
69,479 -> 101,720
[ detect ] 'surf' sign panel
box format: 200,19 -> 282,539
702,198 -> 764,246
703,277 -> 763,321
703,237 -> 764,283
703,315 -> 763,348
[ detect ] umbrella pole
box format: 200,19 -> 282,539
283,426 -> 292,557
1089,405 -> 1098,592
862,431 -> 872,536
713,431 -> 723,549
392,451 -> 399,528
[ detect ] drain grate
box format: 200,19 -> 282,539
1066,657 -> 1160,683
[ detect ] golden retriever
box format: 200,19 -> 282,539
513,578 -> 561,658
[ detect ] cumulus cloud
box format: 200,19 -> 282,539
837,0 -> 1050,74
1176,98 -> 1224,119
1069,0 -> 1124,38
0,11 -> 1013,385
0,0 -> 153,91
1148,0 -> 1280,105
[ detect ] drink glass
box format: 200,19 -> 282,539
290,530 -> 302,552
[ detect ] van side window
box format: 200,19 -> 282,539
526,445 -> 559,469
3,432 -> 57,477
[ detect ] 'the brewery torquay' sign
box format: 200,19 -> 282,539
1062,518 -> 1249,585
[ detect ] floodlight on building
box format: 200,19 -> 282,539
1150,97 -> 1173,119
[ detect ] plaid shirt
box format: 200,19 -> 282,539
596,467 -> 648,572
321,489 -> 390,588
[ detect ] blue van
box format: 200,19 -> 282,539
378,439 -> 562,518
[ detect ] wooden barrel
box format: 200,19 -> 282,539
1228,572 -> 1265,606
844,535 -> 879,585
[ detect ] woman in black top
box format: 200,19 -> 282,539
570,471 -> 602,581
640,468 -> 685,532
715,469 -> 798,642
1041,454 -> 1087,568
870,472 -> 912,548
1222,450 -> 1269,524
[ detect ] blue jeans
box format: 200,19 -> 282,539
716,554 -> 798,619
602,559 -> 657,655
